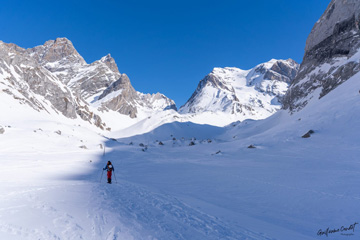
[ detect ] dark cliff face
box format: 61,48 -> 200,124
98,74 -> 139,118
283,0 -> 360,112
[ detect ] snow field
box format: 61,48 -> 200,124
0,60 -> 360,239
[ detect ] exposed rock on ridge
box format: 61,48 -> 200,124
100,54 -> 120,74
30,38 -> 177,119
0,41 -> 77,119
0,40 -> 111,129
28,38 -> 86,66
68,54 -> 121,101
98,74 -> 139,118
97,74 -> 177,118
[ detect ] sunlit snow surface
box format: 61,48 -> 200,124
1,72 -> 360,238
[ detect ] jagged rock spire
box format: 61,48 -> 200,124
100,53 -> 120,74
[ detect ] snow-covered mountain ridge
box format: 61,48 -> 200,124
0,38 -> 176,130
0,40 -> 106,127
0,37 -> 300,130
180,59 -> 299,121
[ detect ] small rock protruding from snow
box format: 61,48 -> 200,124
141,145 -> 148,152
212,150 -> 222,155
302,130 -> 315,138
0,126 -> 4,134
248,145 -> 256,149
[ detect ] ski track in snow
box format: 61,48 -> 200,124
91,180 -> 270,240
0,181 -> 269,240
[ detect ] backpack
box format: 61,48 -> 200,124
108,164 -> 113,171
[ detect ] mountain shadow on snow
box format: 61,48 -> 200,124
116,121 -> 226,145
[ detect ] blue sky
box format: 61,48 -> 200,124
0,0 -> 330,107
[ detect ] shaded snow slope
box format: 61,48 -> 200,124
117,121 -> 225,144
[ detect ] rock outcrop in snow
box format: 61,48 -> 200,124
283,0 -> 360,112
180,59 -> 299,120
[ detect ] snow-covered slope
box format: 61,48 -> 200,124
180,59 -> 299,121
1,64 -> 359,239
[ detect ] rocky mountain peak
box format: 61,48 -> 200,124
28,37 -> 86,66
100,53 -> 120,74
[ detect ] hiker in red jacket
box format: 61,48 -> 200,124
103,161 -> 115,184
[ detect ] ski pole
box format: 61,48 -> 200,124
100,169 -> 104,183
113,171 -> 118,183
